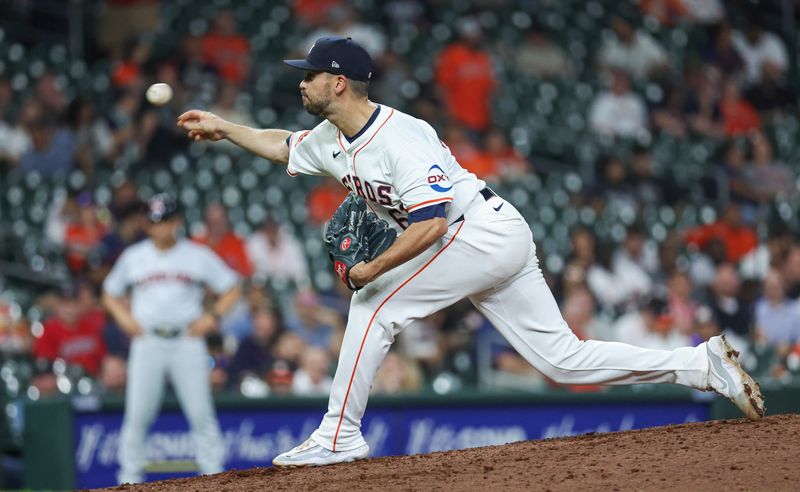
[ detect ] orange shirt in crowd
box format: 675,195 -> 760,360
720,99 -> 761,136
435,42 -> 496,132
34,309 -> 107,376
446,139 -> 495,180
292,0 -> 342,26
685,221 -> 758,263
201,33 -> 250,85
307,181 -> 349,225
193,232 -> 253,277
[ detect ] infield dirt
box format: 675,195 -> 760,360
98,413 -> 799,492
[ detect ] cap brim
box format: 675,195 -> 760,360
283,59 -> 322,71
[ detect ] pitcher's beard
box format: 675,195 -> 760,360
302,93 -> 332,117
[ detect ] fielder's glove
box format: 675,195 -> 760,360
324,193 -> 397,290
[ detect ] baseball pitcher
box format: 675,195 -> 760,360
177,36 -> 764,467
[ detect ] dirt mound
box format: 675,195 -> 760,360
98,414 -> 800,492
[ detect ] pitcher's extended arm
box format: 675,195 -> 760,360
177,110 -> 291,164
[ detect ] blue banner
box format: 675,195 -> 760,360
73,401 -> 708,488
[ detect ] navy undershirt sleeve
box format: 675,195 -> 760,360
407,203 -> 447,224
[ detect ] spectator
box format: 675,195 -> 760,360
287,290 -> 344,351
229,305 -> 281,384
64,191 -> 108,275
265,359 -> 294,395
732,20 -> 788,85
754,269 -> 800,347
685,202 -> 757,264
744,63 -> 796,120
0,299 -> 31,356
371,352 -> 422,394
703,23 -> 744,75
613,295 -> 690,350
639,0 -> 688,27
397,312 -> 445,377
720,140 -> 762,223
483,128 -> 530,181
33,283 -> 107,377
209,82 -> 256,153
628,146 -> 680,206
105,90 -> 143,167
435,17 -> 496,133
193,202 -> 253,277
307,177 -> 350,226
651,85 -> 688,139
293,0 -> 344,27
597,15 -> 668,81
740,222 -> 793,281
304,5 -> 387,59
684,68 -> 724,138
747,132 -> 793,201
0,86 -> 35,166
589,155 -> 637,210
514,28 -> 572,79
705,263 -> 752,337
34,73 -> 68,116
666,270 -> 698,335
95,201 -> 148,275
99,355 -> 128,394
201,10 -> 251,86
563,287 -> 613,341
719,77 -> 760,137
443,124 -> 492,178
292,347 -> 333,395
19,117 -> 76,175
220,280 -> 275,341
680,0 -> 725,24
784,246 -> 800,301
588,70 -> 648,139
110,37 -> 151,89
67,98 -> 115,174
246,215 -> 311,287
691,304 -> 721,344
206,333 -> 230,393
611,223 -> 660,304
273,331 -> 306,368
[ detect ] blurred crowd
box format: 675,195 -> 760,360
1,0 -> 799,406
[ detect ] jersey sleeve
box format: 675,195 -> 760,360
391,139 -> 455,213
103,249 -> 131,297
200,247 -> 239,294
286,129 -> 327,177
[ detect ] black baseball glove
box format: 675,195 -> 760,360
324,193 -> 397,290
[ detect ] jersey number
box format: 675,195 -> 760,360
388,209 -> 409,230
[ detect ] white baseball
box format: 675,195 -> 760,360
146,83 -> 173,106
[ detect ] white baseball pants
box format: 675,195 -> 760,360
310,197 -> 710,452
117,335 -> 224,484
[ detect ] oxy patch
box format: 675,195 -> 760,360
427,165 -> 452,192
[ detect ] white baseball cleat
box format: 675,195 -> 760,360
272,438 -> 369,467
706,335 -> 765,421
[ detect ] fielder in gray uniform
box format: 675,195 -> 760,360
102,194 -> 241,484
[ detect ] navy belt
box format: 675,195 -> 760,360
451,187 -> 499,224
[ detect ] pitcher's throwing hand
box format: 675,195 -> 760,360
177,110 -> 229,141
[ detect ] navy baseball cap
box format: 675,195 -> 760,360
284,36 -> 373,82
147,193 -> 180,223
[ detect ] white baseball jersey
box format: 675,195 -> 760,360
286,105 -> 485,230
103,239 -> 238,330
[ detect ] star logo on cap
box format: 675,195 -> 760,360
331,61 -> 340,68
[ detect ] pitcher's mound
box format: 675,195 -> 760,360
100,414 -> 800,491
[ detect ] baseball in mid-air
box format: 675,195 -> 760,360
146,83 -> 173,106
